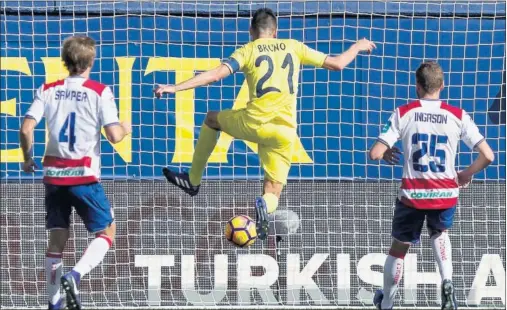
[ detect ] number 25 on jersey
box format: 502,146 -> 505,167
412,133 -> 448,173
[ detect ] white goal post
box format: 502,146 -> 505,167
0,1 -> 505,309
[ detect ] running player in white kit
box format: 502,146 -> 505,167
19,36 -> 131,310
368,62 -> 495,310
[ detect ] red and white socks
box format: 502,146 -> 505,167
381,249 -> 405,309
72,234 -> 113,277
431,232 -> 453,281
45,252 -> 63,306
379,233 -> 452,309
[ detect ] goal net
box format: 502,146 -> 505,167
1,1 -> 505,309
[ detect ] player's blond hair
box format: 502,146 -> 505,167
416,61 -> 444,95
61,36 -> 96,75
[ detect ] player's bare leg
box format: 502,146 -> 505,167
46,229 -> 69,310
62,223 -> 116,310
163,111 -> 221,196
255,179 -> 282,240
374,239 -> 410,310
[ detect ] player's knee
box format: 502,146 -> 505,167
429,229 -> 446,239
96,222 -> 116,241
389,238 -> 410,258
47,229 -> 69,253
204,111 -> 221,130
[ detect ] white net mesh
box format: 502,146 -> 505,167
0,1 -> 505,309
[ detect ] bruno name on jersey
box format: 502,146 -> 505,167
257,42 -> 287,53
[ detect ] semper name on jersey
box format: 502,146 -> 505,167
54,90 -> 89,102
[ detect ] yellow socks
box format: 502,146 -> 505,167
263,193 -> 279,214
189,124 -> 218,186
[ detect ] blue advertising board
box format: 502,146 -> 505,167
1,2 -> 505,181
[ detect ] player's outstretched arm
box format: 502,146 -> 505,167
322,38 -> 376,71
457,140 -> 494,186
19,117 -> 39,173
154,64 -> 231,98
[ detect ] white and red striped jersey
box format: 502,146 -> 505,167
378,99 -> 485,209
25,76 -> 119,186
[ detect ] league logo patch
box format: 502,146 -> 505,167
381,120 -> 392,134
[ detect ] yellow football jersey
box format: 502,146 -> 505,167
223,38 -> 327,128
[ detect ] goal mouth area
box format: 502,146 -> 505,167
1,181 -> 505,308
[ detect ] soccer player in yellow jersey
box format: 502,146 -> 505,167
154,8 -> 376,240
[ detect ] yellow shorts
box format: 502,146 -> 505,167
217,109 -> 296,185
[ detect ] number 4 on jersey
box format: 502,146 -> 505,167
59,112 -> 77,152
411,133 -> 448,173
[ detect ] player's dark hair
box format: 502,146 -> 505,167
61,36 -> 96,75
251,8 -> 277,35
416,61 -> 444,95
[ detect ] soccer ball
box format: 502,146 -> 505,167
224,215 -> 257,247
